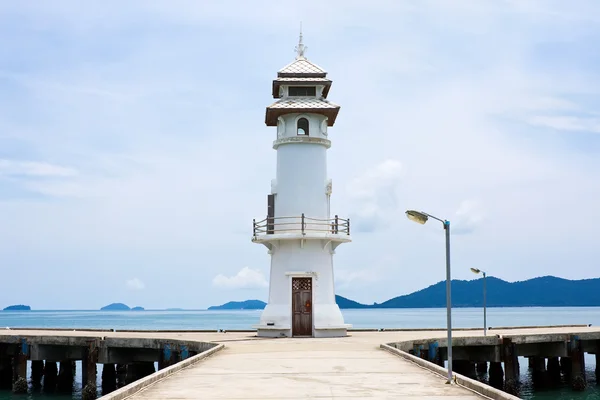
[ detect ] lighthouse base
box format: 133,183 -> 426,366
253,303 -> 351,338
254,325 -> 351,338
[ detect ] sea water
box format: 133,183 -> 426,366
0,307 -> 599,399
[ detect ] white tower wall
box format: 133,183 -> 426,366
275,142 -> 328,219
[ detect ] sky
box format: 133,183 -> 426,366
1,0 -> 599,310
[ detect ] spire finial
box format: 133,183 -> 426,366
295,22 -> 307,59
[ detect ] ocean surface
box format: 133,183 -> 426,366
0,307 -> 599,399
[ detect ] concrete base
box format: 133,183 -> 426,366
314,326 -> 350,338
254,325 -> 350,338
256,302 -> 350,338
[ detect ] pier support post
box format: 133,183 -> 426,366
31,360 -> 44,388
476,362 -> 488,374
81,341 -> 98,400
452,360 -> 476,379
502,338 -> 519,396
57,360 -> 74,392
101,363 -> 117,395
43,361 -> 58,392
12,342 -> 28,394
560,356 -> 572,378
0,345 -> 12,390
126,361 -> 156,384
547,356 -> 561,384
530,356 -> 547,388
489,362 -> 504,390
569,336 -> 586,391
116,364 -> 127,388
595,352 -> 599,383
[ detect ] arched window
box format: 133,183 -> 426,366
297,118 -> 309,135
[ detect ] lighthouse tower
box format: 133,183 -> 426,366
252,34 -> 352,338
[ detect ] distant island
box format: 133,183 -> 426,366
101,303 -> 134,311
131,306 -> 145,311
208,276 -> 600,309
2,305 -> 31,311
208,300 -> 267,310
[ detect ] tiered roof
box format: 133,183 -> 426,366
266,38 -> 339,127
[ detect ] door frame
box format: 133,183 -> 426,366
289,274 -> 314,337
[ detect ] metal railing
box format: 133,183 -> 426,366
253,214 -> 350,237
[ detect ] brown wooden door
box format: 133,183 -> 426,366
292,278 -> 313,337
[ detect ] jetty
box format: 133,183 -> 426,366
0,325 -> 599,399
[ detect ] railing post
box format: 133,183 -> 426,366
301,213 -> 305,234
253,219 -> 256,237
347,218 -> 350,235
334,215 -> 339,234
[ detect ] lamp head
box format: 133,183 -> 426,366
406,210 -> 428,225
470,268 -> 481,274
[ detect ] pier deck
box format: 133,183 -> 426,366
2,326 -> 598,399
125,335 -> 480,399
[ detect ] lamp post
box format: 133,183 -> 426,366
405,210 -> 453,384
470,268 -> 487,336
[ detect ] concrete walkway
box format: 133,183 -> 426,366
125,335 -> 480,399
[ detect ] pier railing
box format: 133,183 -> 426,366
253,214 -> 350,237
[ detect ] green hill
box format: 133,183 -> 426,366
208,276 -> 600,309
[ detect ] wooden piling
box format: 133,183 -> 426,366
12,343 -> 28,394
489,361 -> 504,390
530,356 -> 547,388
101,363 -> 117,395
560,356 -> 571,377
476,362 -> 488,374
81,341 -> 98,400
116,364 -> 127,388
596,352 -> 599,382
31,360 -> 44,387
546,356 -> 561,384
0,345 -> 12,390
43,361 -> 58,392
569,335 -> 586,391
57,360 -> 74,392
502,338 -> 519,396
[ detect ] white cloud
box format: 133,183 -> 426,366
346,159 -> 403,232
527,116 -> 600,133
212,267 -> 268,290
0,160 -> 77,178
126,278 -> 145,291
452,200 -> 485,235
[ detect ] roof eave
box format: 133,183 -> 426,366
265,107 -> 340,127
277,72 -> 327,78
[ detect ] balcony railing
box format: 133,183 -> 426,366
253,214 -> 350,238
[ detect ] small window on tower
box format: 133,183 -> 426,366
289,86 -> 316,96
297,118 -> 309,135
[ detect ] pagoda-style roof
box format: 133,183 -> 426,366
266,33 -> 339,126
277,57 -> 327,78
265,97 -> 340,126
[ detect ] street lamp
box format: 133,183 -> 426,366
405,210 -> 453,384
470,268 -> 487,336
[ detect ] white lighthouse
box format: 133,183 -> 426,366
252,33 -> 352,338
